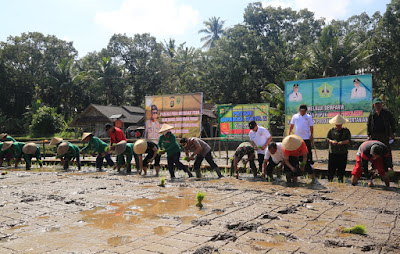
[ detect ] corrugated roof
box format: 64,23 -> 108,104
91,104 -> 144,124
122,105 -> 145,114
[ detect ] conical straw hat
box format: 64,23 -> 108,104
134,139 -> 148,154
1,141 -> 13,151
50,137 -> 63,146
0,133 -> 8,140
159,124 -> 174,133
115,140 -> 127,155
282,135 -> 303,151
22,142 -> 38,155
329,114 -> 349,125
57,142 -> 69,156
81,132 -> 93,141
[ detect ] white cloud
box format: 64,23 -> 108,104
261,0 -> 352,20
95,0 -> 199,37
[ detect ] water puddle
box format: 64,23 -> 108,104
107,236 -> 131,247
80,189 -> 203,230
153,226 -> 173,235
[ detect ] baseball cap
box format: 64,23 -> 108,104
248,121 -> 256,129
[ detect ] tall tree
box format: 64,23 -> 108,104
199,17 -> 225,49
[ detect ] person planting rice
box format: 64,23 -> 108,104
282,135 -> 308,184
351,140 -> 391,187
134,139 -> 161,176
158,124 -> 193,179
179,137 -> 223,179
263,141 -> 284,181
81,132 -> 114,171
231,142 -> 256,179
248,121 -> 272,177
111,140 -> 135,173
1,141 -> 26,169
0,133 -> 16,167
22,142 -> 43,170
50,137 -> 81,170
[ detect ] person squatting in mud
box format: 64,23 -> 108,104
231,142 -> 257,179
81,132 -> 114,171
111,140 -> 137,174
134,139 -> 161,176
263,141 -> 284,181
282,135 -> 308,184
179,137 -> 223,179
0,133 -> 16,167
351,140 -> 392,187
50,137 -> 81,170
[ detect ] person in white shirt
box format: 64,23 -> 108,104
288,104 -> 315,180
351,78 -> 366,99
249,121 -> 272,177
289,84 -> 302,102
262,142 -> 284,180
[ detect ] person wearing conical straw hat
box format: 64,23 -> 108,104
282,135 -> 308,184
50,137 -> 81,170
326,115 -> 351,182
81,132 -> 114,171
230,142 -> 256,179
22,142 -> 43,170
110,140 -> 137,173
0,133 -> 16,167
134,139 -> 161,176
158,124 -> 193,179
288,104 -> 315,181
1,141 -> 25,168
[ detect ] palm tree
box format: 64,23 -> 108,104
198,17 -> 225,49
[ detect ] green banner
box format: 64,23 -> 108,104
285,74 -> 373,138
218,103 -> 270,140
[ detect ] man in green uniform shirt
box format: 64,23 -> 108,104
112,140 -> 135,173
50,137 -> 81,170
81,132 -> 114,171
22,142 -> 43,170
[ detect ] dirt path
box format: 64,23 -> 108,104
0,167 -> 400,253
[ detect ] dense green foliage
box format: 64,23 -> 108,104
1,1 -> 399,136
29,106 -> 64,137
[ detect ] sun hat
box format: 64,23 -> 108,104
159,124 -> 174,133
328,114 -> 349,125
134,139 -> 148,154
57,142 -> 69,156
1,141 -> 13,151
49,137 -> 63,146
282,135 -> 303,151
22,142 -> 38,155
353,78 -> 360,83
0,133 -> 8,140
81,132 -> 93,141
115,140 -> 127,155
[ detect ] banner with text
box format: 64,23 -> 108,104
218,103 -> 270,139
285,74 -> 373,138
145,93 -> 203,141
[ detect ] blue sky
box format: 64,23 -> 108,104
1,0 -> 391,57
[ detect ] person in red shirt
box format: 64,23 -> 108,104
105,123 -> 127,146
282,135 -> 308,184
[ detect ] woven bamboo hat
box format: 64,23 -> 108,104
134,139 -> 148,154
115,140 -> 127,155
22,142 -> 38,155
50,137 -> 63,146
159,124 -> 174,133
282,135 -> 303,151
329,114 -> 348,125
81,132 -> 93,141
1,141 -> 13,151
57,142 -> 69,156
0,133 -> 7,140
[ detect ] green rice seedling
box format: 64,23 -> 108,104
299,161 -> 306,168
397,180 -> 400,187
340,224 -> 367,235
196,192 -> 205,209
224,168 -> 228,175
318,174 -> 322,180
387,170 -> 396,182
182,156 -> 189,161
1,171 -> 8,175
159,177 -> 165,187
157,149 -> 165,155
362,180 -> 366,187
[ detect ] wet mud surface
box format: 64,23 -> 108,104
1,166 -> 400,253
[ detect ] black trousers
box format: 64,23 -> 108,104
257,153 -> 264,175
265,157 -> 278,178
167,152 -> 192,178
284,156 -> 302,182
328,153 -> 347,182
193,151 -> 222,178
